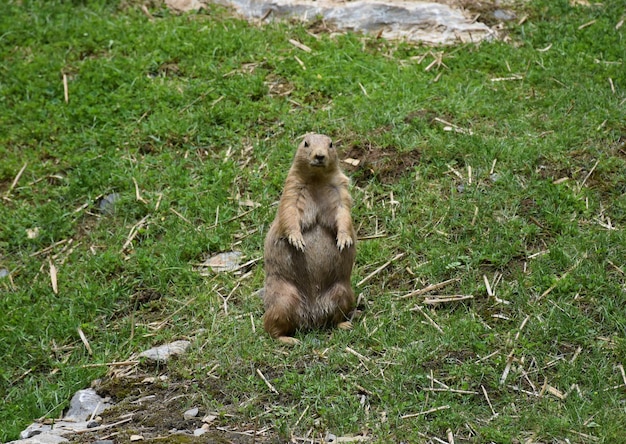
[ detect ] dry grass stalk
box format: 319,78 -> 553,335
447,428 -> 455,444
74,417 -> 133,434
345,346 -> 371,362
63,73 -> 69,103
357,252 -> 405,287
398,277 -> 460,299
3,162 -> 28,199
579,158 -> 600,190
411,305 -> 444,334
359,82 -> 368,96
536,260 -> 581,301
81,360 -> 140,368
207,207 -> 256,229
288,39 -> 312,52
617,364 -> 626,387
294,55 -> 306,70
400,405 -> 450,419
357,233 -> 387,240
120,215 -> 150,253
499,349 -> 515,385
256,368 -> 279,394
436,118 -> 473,135
570,346 -> 583,364
77,327 -> 93,355
140,4 -> 155,20
578,19 -> 597,30
220,282 -> 240,315
154,297 -> 196,331
608,260 -> 625,276
132,177 -> 148,204
423,295 -> 473,305
422,388 -> 478,395
481,385 -> 497,418
49,261 -> 58,294
490,74 -> 523,82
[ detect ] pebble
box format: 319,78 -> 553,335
183,407 -> 199,420
138,340 -> 191,363
98,193 -> 120,216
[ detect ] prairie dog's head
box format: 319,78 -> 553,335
294,133 -> 337,172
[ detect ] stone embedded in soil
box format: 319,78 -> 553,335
202,251 -> 243,272
10,389 -> 113,444
138,340 -> 192,363
183,407 -> 199,420
98,193 -> 120,216
210,0 -> 495,44
162,0 -> 497,44
64,388 -> 112,421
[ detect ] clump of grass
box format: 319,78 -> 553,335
1,0 -> 625,441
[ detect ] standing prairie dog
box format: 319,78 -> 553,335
263,133 -> 356,344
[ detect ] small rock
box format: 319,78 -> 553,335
130,435 -> 144,442
26,227 -> 40,239
98,193 -> 120,216
202,414 -> 217,423
325,433 -> 337,443
93,441 -> 115,444
204,251 -> 243,272
64,388 -> 111,422
490,173 -> 501,183
12,434 -> 69,444
193,426 -> 208,437
138,340 -> 191,363
493,9 -> 516,21
0,268 -> 9,278
165,0 -> 205,12
183,407 -> 199,420
457,184 -> 465,193
86,420 -> 100,428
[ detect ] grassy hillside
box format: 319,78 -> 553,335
1,0 -> 625,441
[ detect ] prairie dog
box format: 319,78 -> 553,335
263,134 -> 356,344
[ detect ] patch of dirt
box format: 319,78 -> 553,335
68,372 -> 283,443
341,140 -> 421,185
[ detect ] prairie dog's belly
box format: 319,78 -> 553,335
300,225 -> 350,285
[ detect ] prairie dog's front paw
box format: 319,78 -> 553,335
336,231 -> 354,251
288,232 -> 306,251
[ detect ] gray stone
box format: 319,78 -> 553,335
209,0 -> 495,44
65,388 -> 111,422
203,251 -> 243,272
98,193 -> 120,216
493,9 -> 516,21
0,268 -> 9,278
139,340 -> 192,363
183,407 -> 199,420
9,434 -> 69,444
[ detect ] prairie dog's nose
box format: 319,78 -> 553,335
314,153 -> 326,162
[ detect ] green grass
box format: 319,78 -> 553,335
1,0 -> 626,441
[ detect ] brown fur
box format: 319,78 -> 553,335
263,133 -> 356,344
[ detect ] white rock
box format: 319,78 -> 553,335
210,0 -> 495,44
9,434 -> 69,444
138,340 -> 191,363
183,407 -> 199,420
64,388 -> 111,421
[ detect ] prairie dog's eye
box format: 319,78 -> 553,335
304,141 -> 309,148
329,142 -> 334,149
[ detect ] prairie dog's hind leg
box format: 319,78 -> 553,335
263,279 -> 303,345
320,282 -> 355,328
